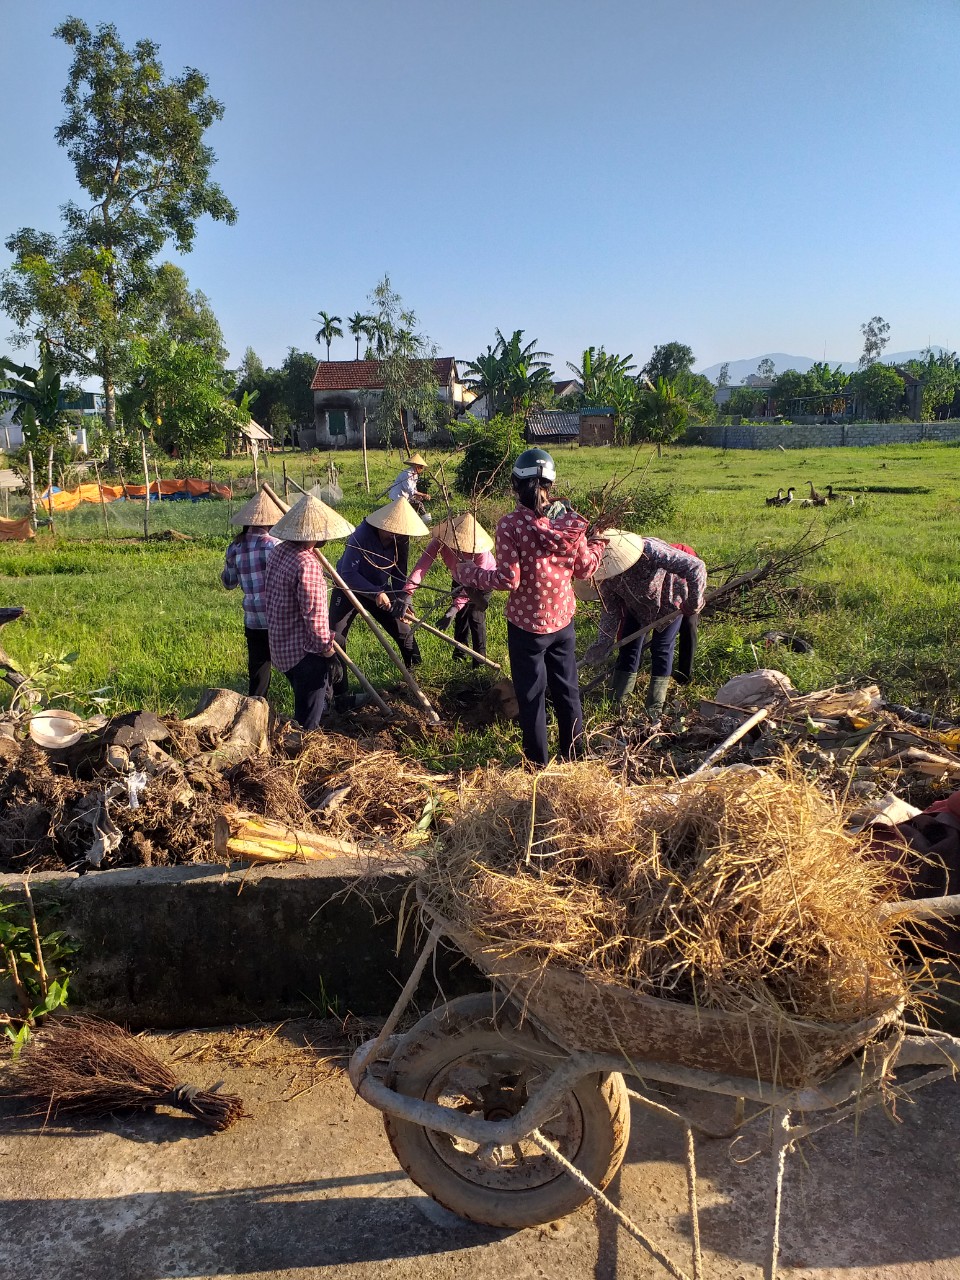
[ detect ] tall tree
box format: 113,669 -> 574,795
139,262 -> 227,360
0,18 -> 236,439
120,336 -> 245,460
859,316 -> 891,369
715,362 -> 730,388
315,310 -> 343,360
347,311 -> 373,360
755,357 -> 776,380
367,275 -> 440,446
849,363 -> 904,421
642,341 -> 695,383
281,348 -> 318,426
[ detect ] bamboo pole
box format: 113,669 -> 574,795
331,640 -> 393,718
26,451 -> 38,530
282,459 -> 289,501
45,444 -> 56,536
140,433 -> 151,539
410,614 -> 501,670
688,708 -> 769,776
261,482 -> 441,725
361,403 -> 370,494
92,460 -> 110,538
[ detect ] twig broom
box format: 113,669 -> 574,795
5,1015 -> 247,1131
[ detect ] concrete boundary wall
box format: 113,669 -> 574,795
687,422 -> 960,450
1,861 -> 478,1028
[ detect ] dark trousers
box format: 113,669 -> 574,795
674,615 -> 698,685
244,626 -> 272,699
285,652 -> 332,732
452,584 -> 490,664
615,613 -> 683,679
507,620 -> 583,767
328,588 -> 421,698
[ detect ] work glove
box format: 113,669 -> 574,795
436,604 -> 459,631
545,499 -> 570,521
390,596 -> 412,619
465,587 -> 490,610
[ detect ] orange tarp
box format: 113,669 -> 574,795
40,479 -> 231,511
0,516 -> 35,541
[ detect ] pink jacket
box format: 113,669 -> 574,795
456,506 -> 605,634
405,539 -> 496,611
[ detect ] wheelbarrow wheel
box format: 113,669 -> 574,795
383,993 -> 630,1229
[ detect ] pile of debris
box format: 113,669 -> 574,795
592,667 -> 960,811
0,688 -> 450,875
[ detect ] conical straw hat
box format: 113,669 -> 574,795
230,486 -> 286,527
573,577 -> 600,602
433,512 -> 494,555
270,494 -> 355,542
407,453 -> 427,467
594,529 -> 646,583
366,496 -> 430,537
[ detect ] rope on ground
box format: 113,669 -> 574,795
685,1125 -> 703,1280
530,1127 -> 694,1280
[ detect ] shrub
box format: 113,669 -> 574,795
453,413 -> 524,498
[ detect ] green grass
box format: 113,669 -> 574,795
1,442 -> 957,750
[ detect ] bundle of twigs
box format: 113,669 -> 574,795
5,1015 -> 247,1130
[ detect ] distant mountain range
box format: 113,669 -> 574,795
697,349 -> 950,385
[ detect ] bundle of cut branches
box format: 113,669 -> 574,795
5,1016 -> 247,1130
423,760 -> 915,1026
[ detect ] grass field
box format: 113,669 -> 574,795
0,441 -> 957,765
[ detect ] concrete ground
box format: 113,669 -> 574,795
1,1020 -> 958,1280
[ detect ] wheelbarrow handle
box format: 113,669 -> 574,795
877,892 -> 960,921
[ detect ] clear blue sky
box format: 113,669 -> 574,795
2,0 -> 959,376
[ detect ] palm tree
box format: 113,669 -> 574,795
347,312 -> 374,360
314,311 -> 343,361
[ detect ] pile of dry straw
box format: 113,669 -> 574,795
423,762 -> 914,1026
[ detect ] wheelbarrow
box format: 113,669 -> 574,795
350,894 -> 960,1280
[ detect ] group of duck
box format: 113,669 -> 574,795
765,481 -> 854,508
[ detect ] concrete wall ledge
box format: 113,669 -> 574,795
1,860 -> 469,1029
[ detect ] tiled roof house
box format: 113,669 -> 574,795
307,358 -> 466,447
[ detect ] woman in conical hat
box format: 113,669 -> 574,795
580,532 -> 706,721
387,452 -> 431,522
221,487 -> 285,697
263,494 -> 354,732
328,496 -> 429,702
404,513 -> 496,665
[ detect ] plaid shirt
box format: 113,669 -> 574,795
264,542 -> 332,673
221,530 -> 279,629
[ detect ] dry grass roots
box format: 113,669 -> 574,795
424,761 -> 915,1027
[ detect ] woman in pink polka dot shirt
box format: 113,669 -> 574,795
455,448 -> 606,765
